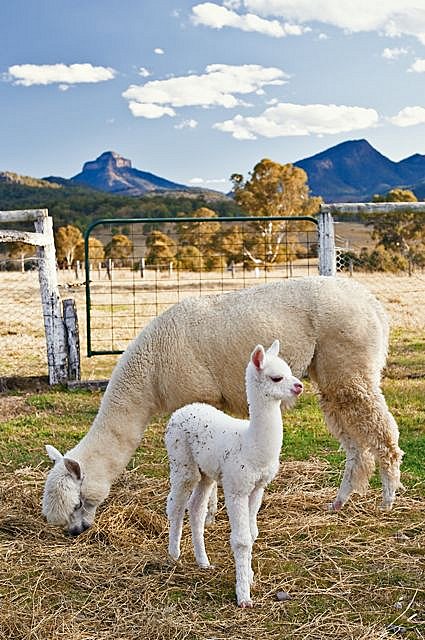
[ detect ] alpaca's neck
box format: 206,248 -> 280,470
244,386 -> 283,464
68,348 -> 159,491
73,399 -> 150,484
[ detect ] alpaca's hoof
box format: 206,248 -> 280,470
380,501 -> 393,512
238,599 -> 254,608
328,499 -> 343,512
198,563 -> 215,570
168,551 -> 180,562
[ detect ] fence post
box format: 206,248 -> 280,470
63,298 -> 81,381
34,212 -> 68,384
318,206 -> 336,276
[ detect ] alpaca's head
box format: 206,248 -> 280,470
247,339 -> 303,409
42,445 -> 97,536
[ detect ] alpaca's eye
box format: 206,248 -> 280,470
74,499 -> 83,511
270,376 -> 283,383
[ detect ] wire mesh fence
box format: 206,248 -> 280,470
0,256 -> 48,378
85,216 -> 319,354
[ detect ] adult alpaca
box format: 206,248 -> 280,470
42,276 -> 403,536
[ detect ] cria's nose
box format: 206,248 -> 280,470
293,382 -> 303,396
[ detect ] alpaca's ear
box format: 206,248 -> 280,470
45,445 -> 63,464
64,458 -> 82,482
251,345 -> 265,370
267,339 -> 280,356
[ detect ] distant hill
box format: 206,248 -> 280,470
0,171 -> 62,190
69,151 -> 192,195
0,168 -> 240,230
295,139 -> 425,202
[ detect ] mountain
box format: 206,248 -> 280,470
69,150 -> 191,195
295,139 -> 425,202
0,171 -> 62,190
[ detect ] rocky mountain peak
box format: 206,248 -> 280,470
81,151 -> 132,173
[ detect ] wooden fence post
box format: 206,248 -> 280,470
318,206 -> 336,276
63,298 -> 81,381
33,212 -> 68,384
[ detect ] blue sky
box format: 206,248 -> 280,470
2,0 -> 425,192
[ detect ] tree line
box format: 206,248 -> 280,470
1,158 -> 424,273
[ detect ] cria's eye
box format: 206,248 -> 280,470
74,500 -> 83,511
270,376 -> 283,382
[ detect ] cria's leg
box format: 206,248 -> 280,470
188,474 -> 215,568
167,476 -> 197,561
247,487 -> 264,584
205,482 -> 218,526
225,492 -> 253,608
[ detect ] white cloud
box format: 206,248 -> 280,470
191,2 -> 309,37
138,67 -> 151,77
213,102 -> 379,139
174,119 -> 198,129
127,103 -> 176,118
408,58 -> 425,72
318,32 -> 328,40
236,1 -> 425,43
382,47 -> 408,60
154,48 -> 165,54
7,63 -> 116,87
389,106 -> 425,126
189,177 -> 205,184
189,176 -> 226,184
122,63 -> 288,118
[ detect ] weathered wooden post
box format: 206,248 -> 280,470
318,205 -> 337,276
33,211 -> 68,384
63,298 -> 81,381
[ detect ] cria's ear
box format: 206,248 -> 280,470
45,445 -> 63,464
64,458 -> 82,482
251,344 -> 265,371
267,339 -> 280,357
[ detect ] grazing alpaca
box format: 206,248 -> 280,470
42,276 -> 403,536
165,340 -> 303,608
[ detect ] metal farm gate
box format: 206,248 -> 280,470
84,214 -> 334,356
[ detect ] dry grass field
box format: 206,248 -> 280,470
0,269 -> 424,639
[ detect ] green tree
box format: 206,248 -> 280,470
7,242 -> 36,271
175,245 -> 204,271
74,237 -> 105,263
55,225 -> 83,267
230,159 -> 321,268
368,189 -> 425,265
175,207 -> 224,270
105,234 -> 133,265
145,230 -> 176,266
176,207 -> 222,252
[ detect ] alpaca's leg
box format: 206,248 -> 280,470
248,487 -> 264,542
247,487 -> 264,584
205,481 -> 218,526
330,441 -> 376,511
188,475 -> 215,568
319,385 -> 403,510
225,492 -> 253,608
376,408 -> 404,509
167,476 -> 196,561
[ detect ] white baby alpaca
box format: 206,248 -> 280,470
165,339 -> 303,608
